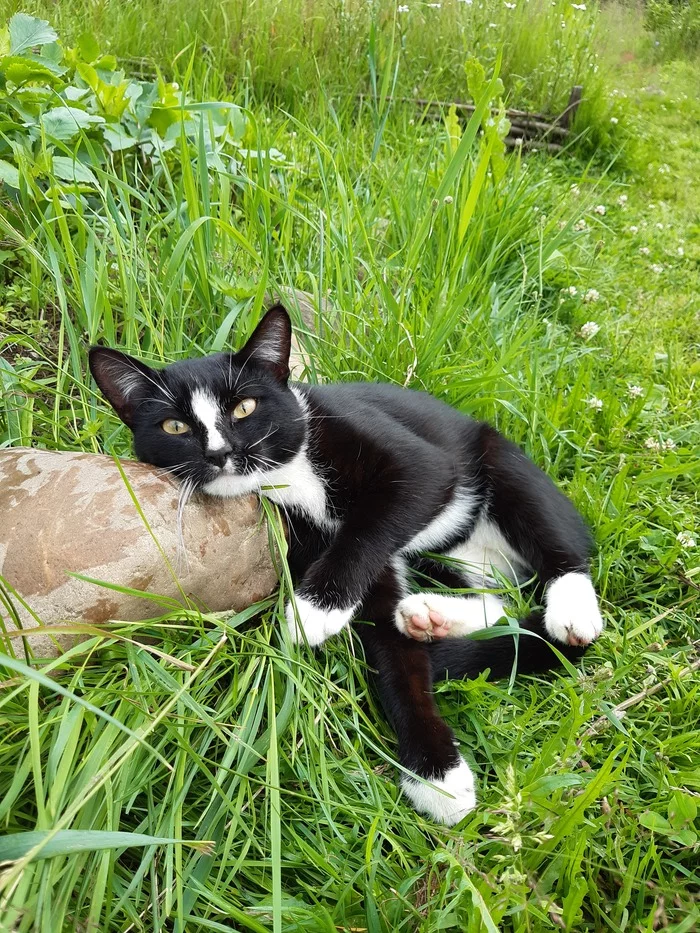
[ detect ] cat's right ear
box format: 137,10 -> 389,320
89,347 -> 158,427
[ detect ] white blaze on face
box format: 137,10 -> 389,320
190,389 -> 228,451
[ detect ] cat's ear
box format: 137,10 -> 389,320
89,347 -> 160,427
236,304 -> 291,381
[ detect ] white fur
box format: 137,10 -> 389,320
285,594 -> 356,646
395,591 -> 505,640
201,451 -> 333,530
544,572 -> 603,646
261,451 -> 337,530
190,388 -> 228,451
402,487 -> 477,556
447,514 -> 530,586
401,756 -> 477,825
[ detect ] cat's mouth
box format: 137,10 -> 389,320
205,457 -> 238,480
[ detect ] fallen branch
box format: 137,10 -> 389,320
579,650 -> 700,742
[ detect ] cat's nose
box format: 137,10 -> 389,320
205,446 -> 232,469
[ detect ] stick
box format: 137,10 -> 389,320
579,653 -> 700,742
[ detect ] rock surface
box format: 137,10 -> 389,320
0,448 -> 278,658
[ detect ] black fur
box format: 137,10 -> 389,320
90,306 -> 600,819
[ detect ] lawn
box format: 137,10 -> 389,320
0,1 -> 699,930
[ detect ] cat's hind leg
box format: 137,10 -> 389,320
357,565 -> 477,825
395,591 -> 505,641
480,426 -> 604,648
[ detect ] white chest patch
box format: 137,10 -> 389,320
260,450 -> 336,530
190,388 -> 228,451
448,514 -> 530,586
402,487 -> 477,556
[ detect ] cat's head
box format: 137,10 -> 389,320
89,305 -> 307,497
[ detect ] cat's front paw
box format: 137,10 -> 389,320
400,756 -> 477,826
395,592 -> 505,641
285,594 -> 355,647
544,572 -> 604,646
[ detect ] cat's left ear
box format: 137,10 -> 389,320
236,304 -> 292,382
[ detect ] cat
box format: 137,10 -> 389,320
89,304 -> 604,825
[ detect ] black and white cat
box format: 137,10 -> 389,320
89,305 -> 603,825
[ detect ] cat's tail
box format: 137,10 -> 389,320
427,610 -> 586,682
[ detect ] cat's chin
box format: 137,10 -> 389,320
200,471 -> 262,499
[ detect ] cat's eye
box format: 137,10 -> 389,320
232,398 -> 257,420
162,419 -> 191,435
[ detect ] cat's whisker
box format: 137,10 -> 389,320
247,425 -> 279,450
175,476 -> 196,574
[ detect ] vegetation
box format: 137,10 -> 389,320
0,2 -> 698,931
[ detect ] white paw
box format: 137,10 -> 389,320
544,572 -> 604,647
401,756 -> 477,826
285,594 -> 355,647
395,592 -> 505,641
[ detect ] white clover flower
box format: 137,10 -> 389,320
578,320 -> 600,339
677,531 -> 696,548
610,116 -> 619,125
644,437 -> 661,450
639,246 -> 651,256
629,225 -> 639,234
566,285 -> 578,296
586,396 -> 604,411
504,1 -> 516,7
663,437 -> 676,450
594,204 -> 606,216
656,222 -> 664,230
574,219 -> 587,232
583,288 -> 600,303
571,2 -> 587,8
627,384 -> 644,398
678,246 -> 685,257
617,194 -> 628,206
443,195 -> 453,204
650,263 -> 664,274
397,3 -> 409,10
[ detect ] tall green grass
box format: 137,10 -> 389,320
1,5 -> 699,932
2,0 -> 604,113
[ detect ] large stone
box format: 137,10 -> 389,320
0,448 -> 278,658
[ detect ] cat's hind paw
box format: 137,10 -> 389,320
401,756 -> 477,826
395,592 -> 505,641
544,572 -> 604,647
285,594 -> 355,647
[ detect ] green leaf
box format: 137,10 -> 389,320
77,32 -> 100,63
639,811 -> 672,833
41,106 -> 104,140
0,830 -> 213,864
0,55 -> 61,86
671,829 -> 697,847
0,158 -> 20,189
669,792 -> 698,829
103,124 -> 138,151
8,13 -> 58,56
51,156 -> 98,185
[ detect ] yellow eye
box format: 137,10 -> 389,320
162,419 -> 191,435
232,398 -> 257,419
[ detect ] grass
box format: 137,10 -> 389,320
1,1 -> 699,930
1,0 -> 606,114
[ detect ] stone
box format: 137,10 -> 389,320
0,448 -> 278,658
